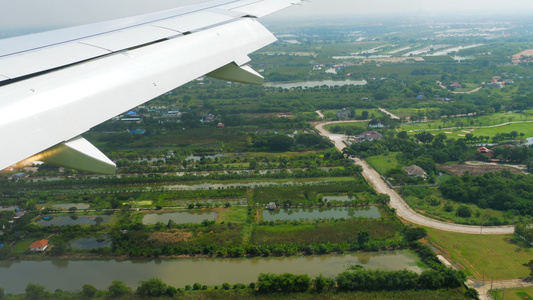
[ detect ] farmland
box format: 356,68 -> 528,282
427,228 -> 532,280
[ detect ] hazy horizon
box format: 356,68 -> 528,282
2,0 -> 533,37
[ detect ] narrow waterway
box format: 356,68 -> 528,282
0,250 -> 423,293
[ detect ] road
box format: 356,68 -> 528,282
437,80 -> 482,94
315,121 -> 515,235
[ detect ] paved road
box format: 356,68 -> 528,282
315,121 -> 515,235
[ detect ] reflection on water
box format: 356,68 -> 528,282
142,211 -> 217,225
52,203 -> 90,210
37,215 -> 110,226
70,236 -> 111,250
0,206 -> 17,211
263,206 -> 381,221
0,250 -> 423,293
265,80 -> 367,89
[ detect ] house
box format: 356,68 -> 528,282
336,108 -> 351,120
402,165 -> 427,179
267,202 -> 277,210
358,131 -> 383,141
29,239 -> 49,252
8,172 -> 29,181
216,122 -> 225,128
13,210 -> 26,219
477,147 -> 490,153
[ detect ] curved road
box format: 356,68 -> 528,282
315,121 -> 514,234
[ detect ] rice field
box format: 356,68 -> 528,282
426,228 -> 533,280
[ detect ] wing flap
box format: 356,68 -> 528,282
229,0 -> 298,17
79,25 -> 179,52
150,11 -> 234,33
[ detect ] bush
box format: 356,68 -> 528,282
81,284 -> 97,298
457,205 -> 472,218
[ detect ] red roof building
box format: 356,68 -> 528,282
29,239 -> 49,252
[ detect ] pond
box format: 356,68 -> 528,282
0,205 -> 17,211
0,250 -> 423,293
52,203 -> 90,210
70,236 -> 111,250
142,211 -> 218,225
262,206 -> 381,221
321,195 -> 353,202
36,215 -> 111,226
264,80 -> 367,89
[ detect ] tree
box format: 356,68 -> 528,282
108,280 -> 131,298
313,274 -> 334,292
523,260 -> 533,277
136,278 -> 168,297
415,131 -> 434,144
94,216 -> 104,227
358,230 -> 370,246
81,284 -> 97,298
403,227 -> 428,242
50,240 -> 69,256
25,283 -> 50,300
68,206 -> 77,213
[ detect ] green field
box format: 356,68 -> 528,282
365,152 -> 400,175
491,286 -> 533,300
401,187 -> 514,225
251,219 -> 397,245
426,228 -> 533,280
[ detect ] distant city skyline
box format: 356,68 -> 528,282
2,0 -> 533,33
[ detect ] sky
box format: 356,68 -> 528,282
2,0 -> 533,33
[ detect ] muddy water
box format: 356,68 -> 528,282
0,250 -> 423,293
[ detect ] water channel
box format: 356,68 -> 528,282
0,250 -> 423,293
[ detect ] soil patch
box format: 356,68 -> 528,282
148,230 -> 192,246
439,163 -> 522,176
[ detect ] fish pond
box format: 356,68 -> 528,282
36,215 -> 111,226
142,211 -> 218,225
262,206 -> 381,221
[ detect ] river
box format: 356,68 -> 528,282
264,80 -> 367,89
0,250 -> 422,293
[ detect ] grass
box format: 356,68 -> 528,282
253,181 -> 372,204
251,219 -> 397,245
365,152 -> 400,175
216,207 -> 248,224
491,287 -> 533,300
401,187 -> 516,225
426,228 -> 533,280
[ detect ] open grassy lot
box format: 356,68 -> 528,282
251,219 -> 397,245
253,181 -> 373,204
216,207 -> 248,224
491,286 -> 533,300
426,228 -> 533,280
401,186 -> 516,225
365,152 -> 400,175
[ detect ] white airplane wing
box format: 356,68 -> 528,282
0,0 -> 302,174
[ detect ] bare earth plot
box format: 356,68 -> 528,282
439,163 -> 523,176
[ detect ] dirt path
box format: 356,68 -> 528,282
314,121 -> 515,235
468,279 -> 533,300
378,107 -> 400,119
315,110 -> 324,119
437,80 -> 482,94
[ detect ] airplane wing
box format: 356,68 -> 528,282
0,0 -> 302,174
